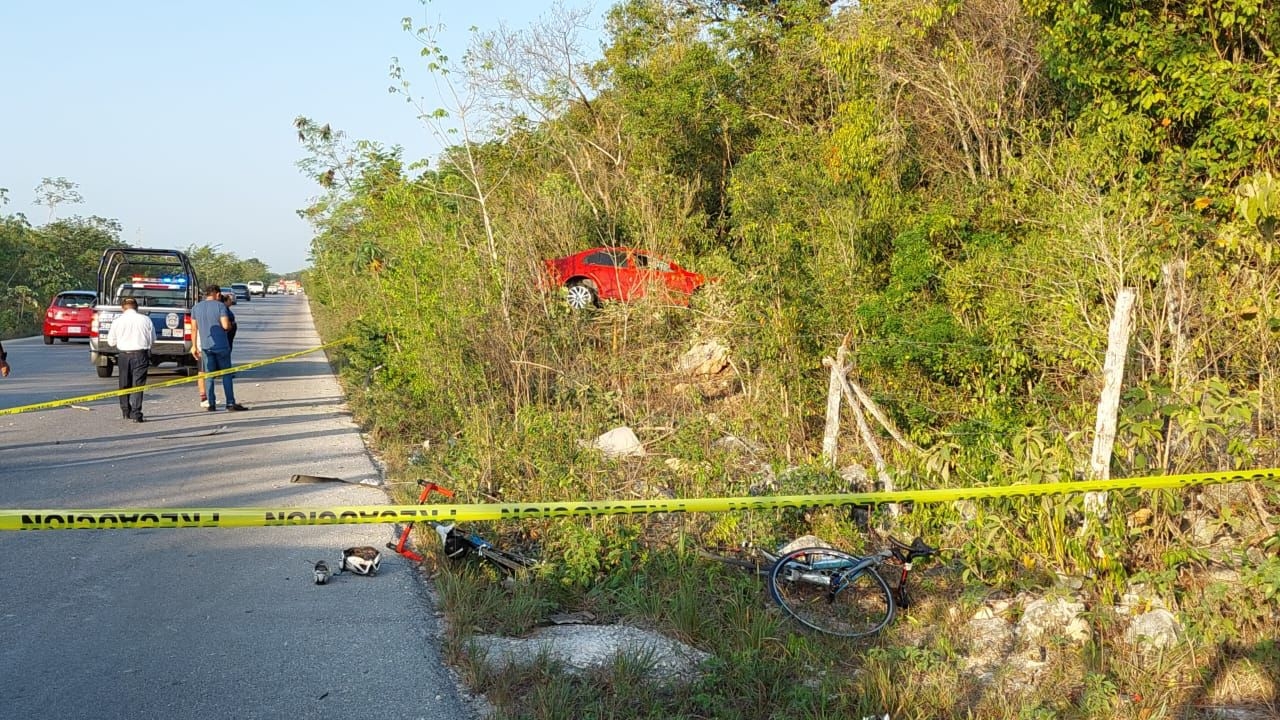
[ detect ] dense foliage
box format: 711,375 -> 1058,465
0,213 -> 125,336
0,202 -> 277,337
303,0 -> 1279,485
6,0 -> 1272,716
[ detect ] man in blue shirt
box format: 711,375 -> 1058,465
191,284 -> 248,412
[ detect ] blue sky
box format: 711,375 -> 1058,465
0,1 -> 606,273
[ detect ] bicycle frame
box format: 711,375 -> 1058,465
386,480 -> 451,562
772,550 -> 884,588
433,521 -> 536,576
386,480 -> 537,576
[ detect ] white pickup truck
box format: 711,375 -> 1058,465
247,280 -> 266,297
89,248 -> 202,378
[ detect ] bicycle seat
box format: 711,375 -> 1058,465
888,536 -> 939,563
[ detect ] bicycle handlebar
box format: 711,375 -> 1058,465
887,535 -> 939,563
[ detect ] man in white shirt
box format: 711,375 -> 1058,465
106,297 -> 156,422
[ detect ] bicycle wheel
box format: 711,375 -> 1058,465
767,547 -> 895,638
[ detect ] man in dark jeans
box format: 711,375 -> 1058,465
191,284 -> 247,412
198,294 -> 238,407
105,297 -> 155,422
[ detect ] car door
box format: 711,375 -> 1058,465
581,249 -> 633,301
628,252 -> 679,301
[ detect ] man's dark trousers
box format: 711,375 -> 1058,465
118,350 -> 149,419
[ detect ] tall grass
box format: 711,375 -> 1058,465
312,261 -> 1279,719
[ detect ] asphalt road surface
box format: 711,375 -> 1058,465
0,294 -> 474,720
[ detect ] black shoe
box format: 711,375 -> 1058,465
133,415 -> 145,423
206,405 -> 218,412
226,403 -> 248,412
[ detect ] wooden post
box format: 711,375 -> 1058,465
1084,287 -> 1136,519
1162,261 -> 1187,390
845,376 -> 923,456
821,339 -> 849,467
840,376 -> 899,517
1160,261 -> 1187,473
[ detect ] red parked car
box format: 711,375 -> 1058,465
543,247 -> 707,309
43,290 -> 97,344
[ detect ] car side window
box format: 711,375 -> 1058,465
583,251 -> 624,267
636,255 -> 671,272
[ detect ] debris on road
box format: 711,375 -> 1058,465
340,546 -> 382,575
291,474 -> 383,488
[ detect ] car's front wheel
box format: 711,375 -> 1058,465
565,282 -> 598,310
96,362 -> 114,378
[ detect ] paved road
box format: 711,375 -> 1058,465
0,295 -> 473,720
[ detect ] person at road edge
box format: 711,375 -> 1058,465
0,339 -> 10,377
196,293 -> 239,407
106,297 -> 155,422
191,284 -> 247,412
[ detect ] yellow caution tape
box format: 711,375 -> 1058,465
2,468 -> 1275,531
0,339 -> 351,416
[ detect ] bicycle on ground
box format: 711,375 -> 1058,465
386,480 -> 538,577
703,535 -> 939,638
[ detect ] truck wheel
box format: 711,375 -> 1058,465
43,335 -> 53,345
96,363 -> 114,378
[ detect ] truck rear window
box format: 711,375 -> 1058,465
117,288 -> 187,305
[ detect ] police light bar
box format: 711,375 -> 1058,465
130,275 -> 188,287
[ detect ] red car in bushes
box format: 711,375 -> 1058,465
43,290 -> 97,344
543,247 -> 707,309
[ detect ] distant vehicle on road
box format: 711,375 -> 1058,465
266,284 -> 279,295
543,246 -> 707,310
44,290 -> 97,343
230,283 -> 251,302
247,280 -> 265,297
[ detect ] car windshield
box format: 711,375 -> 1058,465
634,254 -> 672,272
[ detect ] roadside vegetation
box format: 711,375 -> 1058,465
299,0 -> 1280,717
